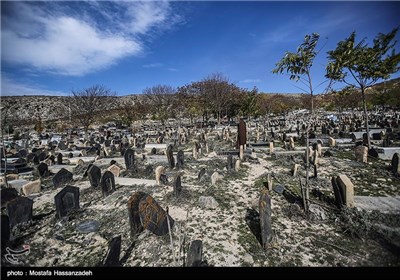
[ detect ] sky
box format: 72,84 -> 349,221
1,0 -> 400,96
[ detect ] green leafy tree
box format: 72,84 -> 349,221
273,33 -> 321,114
326,27 -> 400,148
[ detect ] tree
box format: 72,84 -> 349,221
143,85 -> 176,126
273,33 -> 321,114
239,87 -> 259,119
69,85 -> 116,135
326,27 -> 400,148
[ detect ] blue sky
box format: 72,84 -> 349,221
1,1 -> 399,96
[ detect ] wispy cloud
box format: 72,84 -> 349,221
1,75 -> 66,96
241,79 -> 261,83
143,63 -> 163,68
1,1 -> 182,76
168,68 -> 178,72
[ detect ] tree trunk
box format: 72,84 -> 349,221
311,93 -> 314,115
361,88 -> 371,149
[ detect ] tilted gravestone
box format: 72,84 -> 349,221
331,176 -> 344,209
176,150 -> 184,169
127,191 -> 148,237
53,168 -> 73,188
57,153 -> 63,165
127,192 -> 174,238
6,196 -> 33,228
124,149 -> 135,170
167,145 -> 175,169
1,215 -> 10,248
186,240 -> 203,267
174,175 -> 182,197
198,168 -> 206,181
100,171 -> 115,198
259,189 -> 272,250
83,163 -> 93,177
58,141 -> 67,150
335,175 -> 354,208
391,153 -> 400,176
54,185 -> 80,219
38,152 -> 47,162
102,235 -> 121,267
88,165 -> 101,188
37,162 -> 50,177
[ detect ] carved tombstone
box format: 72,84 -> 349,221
54,185 -> 80,219
87,165 -> 101,188
52,168 -> 73,188
124,148 -> 135,170
100,171 -> 115,198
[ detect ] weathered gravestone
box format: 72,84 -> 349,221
57,153 -> 63,165
38,152 -> 47,162
259,189 -> 272,250
1,215 -> 10,248
53,168 -> 73,188
102,235 -> 121,267
124,149 -> 135,170
87,165 -> 101,188
127,192 -> 174,238
6,197 -> 33,228
391,153 -> 400,176
237,119 -> 247,148
58,141 -> 67,150
1,188 -> 20,206
54,185 -> 80,219
176,150 -> 184,169
227,155 -> 234,171
37,162 -> 50,177
186,240 -> 203,267
174,175 -> 182,197
144,165 -> 153,177
101,171 -> 115,198
198,168 -> 206,182
166,145 -> 175,169
331,176 -> 344,209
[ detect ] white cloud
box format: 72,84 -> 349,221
1,1 -> 180,76
1,75 -> 66,96
143,63 -> 163,68
241,79 -> 261,83
168,68 -> 178,72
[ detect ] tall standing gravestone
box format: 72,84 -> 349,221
174,175 -> 182,197
53,168 -> 73,188
102,235 -> 121,267
176,150 -> 184,169
167,145 -> 175,169
186,240 -> 203,267
6,197 -> 33,228
1,215 -> 10,249
127,192 -> 148,237
198,168 -> 206,182
237,119 -> 247,149
100,171 -> 115,198
124,149 -> 135,170
38,162 -> 50,177
227,155 -> 234,171
88,165 -> 101,188
54,185 -> 80,219
259,189 -> 272,250
391,153 -> 400,176
57,153 -> 63,165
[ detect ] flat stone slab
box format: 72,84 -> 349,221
373,147 -> 400,161
48,165 -> 75,174
144,144 -> 167,150
8,179 -> 30,193
145,155 -> 168,164
354,196 -> 400,214
115,177 -> 156,187
94,157 -> 126,168
60,151 -> 83,157
68,157 -> 96,165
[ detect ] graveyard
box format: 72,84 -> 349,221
1,105 -> 400,267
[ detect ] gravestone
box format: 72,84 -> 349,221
186,240 -> 203,267
110,160 -> 117,166
37,162 -> 50,177
259,189 -> 272,250
392,153 -> 400,176
227,155 -> 234,171
124,149 -> 135,170
105,140 -> 111,147
76,220 -> 100,233
53,168 -> 73,188
6,196 -> 33,228
237,119 -> 247,148
151,147 -> 157,155
335,175 -> 354,208
127,191 -> 147,237
19,149 -> 28,158
176,150 -> 184,169
83,163 -> 93,177
331,176 -> 344,209
54,185 -> 80,219
174,175 -> 182,197
33,154 -> 40,165
155,166 -> 165,185
88,165 -> 101,188
355,145 -> 368,163
107,164 -> 121,177
38,152 -> 47,162
211,172 -> 221,186
166,145 -> 175,169
144,165 -> 153,177
198,168 -> 206,181
22,180 -> 41,196
1,188 -> 20,206
58,141 -> 67,150
1,215 -> 10,248
102,235 -> 121,267
100,171 -> 115,198
57,153 -> 63,165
